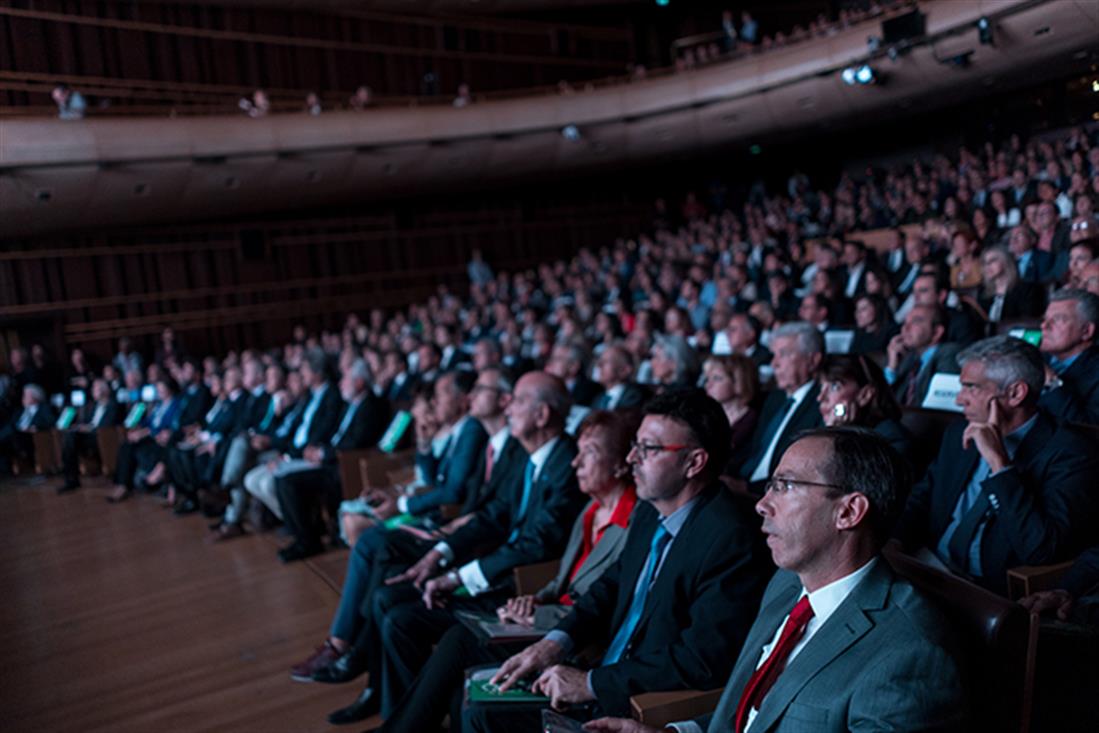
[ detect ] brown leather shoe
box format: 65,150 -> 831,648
290,639 -> 342,682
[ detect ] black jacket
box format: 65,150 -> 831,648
738,383 -> 823,489
178,383 -> 212,429
459,434 -> 529,516
446,435 -> 584,587
555,485 -> 772,716
895,411 -> 1099,594
286,383 -> 344,458
321,391 -> 389,466
1039,344 -> 1099,426
570,375 -> 604,408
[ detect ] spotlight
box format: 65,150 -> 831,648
561,124 -> 581,141
977,17 -> 993,45
841,67 -> 857,85
1092,79 -> 1099,93
855,65 -> 875,84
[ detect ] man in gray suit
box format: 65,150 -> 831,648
586,427 -> 965,733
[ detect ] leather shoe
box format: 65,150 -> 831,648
207,522 -> 246,543
278,542 -> 323,564
327,687 -> 378,725
312,650 -> 366,684
174,497 -> 199,515
290,639 -> 343,682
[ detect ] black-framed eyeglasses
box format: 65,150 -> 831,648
764,476 -> 845,495
629,439 -> 694,461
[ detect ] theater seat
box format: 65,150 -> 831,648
630,689 -> 724,729
885,544 -> 1037,733
900,406 -> 961,474
512,559 -> 559,596
1007,562 -> 1074,601
33,430 -> 61,474
96,426 -> 124,478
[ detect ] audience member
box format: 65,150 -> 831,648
1038,289 -> 1099,424
894,336 -> 1099,594
589,427 -> 965,733
464,389 -> 770,731
57,378 -> 119,493
52,84 -> 86,120
885,304 -> 960,408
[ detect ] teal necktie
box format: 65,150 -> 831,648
507,459 -> 536,543
602,524 -> 671,665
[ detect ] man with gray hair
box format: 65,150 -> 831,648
1,384 -> 57,472
895,335 -> 1099,594
1039,288 -> 1099,425
734,322 -> 824,493
274,359 -> 388,563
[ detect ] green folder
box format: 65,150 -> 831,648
56,407 -> 77,430
383,513 -> 417,530
124,402 -> 146,429
466,674 -> 549,704
379,410 -> 412,453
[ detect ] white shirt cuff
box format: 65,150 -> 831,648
668,722 -> 704,733
458,560 -> 491,595
433,541 -> 455,564
397,495 -> 410,514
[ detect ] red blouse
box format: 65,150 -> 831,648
559,485 -> 637,605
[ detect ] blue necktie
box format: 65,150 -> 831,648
294,387 -> 324,449
507,459 -> 536,543
602,524 -> 671,665
331,401 -> 359,446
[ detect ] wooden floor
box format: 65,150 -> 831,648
0,474 -> 372,733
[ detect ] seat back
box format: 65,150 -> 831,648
33,430 -> 62,474
96,426 -> 124,477
885,547 -> 1036,733
900,406 -> 961,474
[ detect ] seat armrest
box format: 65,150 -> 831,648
630,689 -> 723,728
512,559 -> 560,596
1006,562 -> 1074,601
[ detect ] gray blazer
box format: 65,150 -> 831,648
699,560 -> 965,733
532,497 -> 634,629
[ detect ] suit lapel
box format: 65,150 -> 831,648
708,576 -> 802,733
938,440 -> 980,531
748,562 -> 891,733
570,523 -> 628,593
609,507 -> 658,633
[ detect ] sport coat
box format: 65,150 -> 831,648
570,375 -> 604,408
459,433 -> 529,516
84,399 -> 120,429
532,497 -> 636,626
445,434 -> 584,587
891,342 -> 961,407
408,415 -> 488,515
739,384 -> 823,488
895,410 -> 1099,594
594,382 -> 648,411
1039,344 -> 1099,425
235,389 -> 273,434
286,382 -> 344,458
696,562 -> 965,733
555,485 -> 771,716
322,390 -> 388,463
177,383 -> 211,429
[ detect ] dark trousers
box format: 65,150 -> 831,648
274,465 -> 342,551
114,438 -> 164,489
368,582 -> 503,718
61,430 -> 98,485
463,693 -> 599,733
167,446 -> 213,500
379,624 -> 523,733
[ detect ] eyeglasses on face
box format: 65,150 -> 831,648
764,476 -> 845,495
629,439 -> 693,460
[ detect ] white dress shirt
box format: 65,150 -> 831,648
749,380 -> 814,482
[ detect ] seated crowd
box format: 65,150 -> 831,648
3,121 -> 1099,731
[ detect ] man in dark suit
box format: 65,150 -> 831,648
436,323 -> 472,372
462,388 -> 771,732
895,336 -> 1099,595
175,358 -> 211,432
912,270 -> 984,347
589,427 -> 965,733
593,345 -> 646,410
892,232 -> 930,297
323,371 -> 584,723
1039,289 -> 1099,425
243,349 -> 342,521
275,360 -> 388,562
1,383 -> 57,471
167,366 -> 249,514
288,367 -> 526,690
548,342 -> 603,408
58,378 -> 120,493
366,370 -> 488,520
736,322 -> 823,493
726,313 -> 772,369
885,304 -> 962,407
1009,225 -> 1058,284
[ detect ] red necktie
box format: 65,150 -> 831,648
733,596 -> 815,733
484,442 -> 495,483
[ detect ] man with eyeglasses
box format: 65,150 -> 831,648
462,388 -> 771,733
586,427 -> 966,733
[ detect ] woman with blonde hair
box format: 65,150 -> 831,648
703,354 -> 760,473
977,245 -> 1044,323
